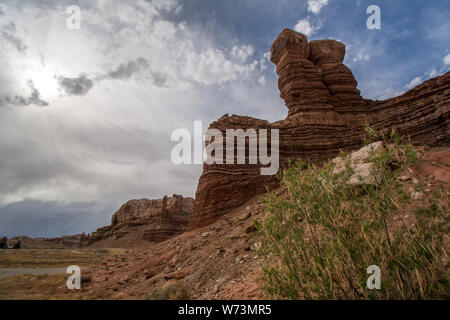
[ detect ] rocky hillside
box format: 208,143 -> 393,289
66,146 -> 449,299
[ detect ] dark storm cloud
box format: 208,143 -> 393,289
1,22 -> 27,52
0,80 -> 48,107
107,57 -> 149,80
0,118 -> 177,205
0,200 -> 115,238
56,58 -> 167,98
57,74 -> 94,96
104,57 -> 168,87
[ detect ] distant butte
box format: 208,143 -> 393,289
86,195 -> 193,247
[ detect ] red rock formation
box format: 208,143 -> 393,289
45,233 -> 89,248
188,28 -> 450,230
89,194 -> 193,246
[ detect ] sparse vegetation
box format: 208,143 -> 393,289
0,248 -> 128,299
0,274 -> 103,300
0,237 -> 7,249
257,131 -> 449,299
144,282 -> 191,300
12,240 -> 21,249
0,248 -> 127,268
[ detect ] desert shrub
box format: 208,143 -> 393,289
81,275 -> 92,284
256,132 -> 449,299
0,237 -> 7,249
144,282 -> 190,300
12,240 -> 21,249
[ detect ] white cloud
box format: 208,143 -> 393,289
294,17 -> 317,37
352,53 -> 370,62
425,68 -> 438,78
405,76 -> 422,89
259,52 -> 271,72
257,76 -> 266,86
181,47 -> 259,85
231,45 -> 254,63
307,0 -> 330,14
444,53 -> 450,65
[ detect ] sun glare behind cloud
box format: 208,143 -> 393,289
27,67 -> 59,100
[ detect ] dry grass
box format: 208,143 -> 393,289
0,273 -> 104,300
0,248 -> 129,299
143,281 -> 191,300
0,248 -> 128,268
257,132 -> 449,299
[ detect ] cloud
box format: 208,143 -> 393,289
181,47 -> 259,85
405,76 -> 422,89
352,52 -> 371,62
106,57 -> 149,80
231,45 -> 255,63
307,0 -> 330,14
294,17 -> 317,36
444,53 -> 450,65
56,58 -> 168,97
57,75 -> 94,96
103,57 -> 168,87
1,22 -> 27,52
425,68 -> 438,78
0,0 -> 277,224
0,80 -> 48,107
0,200 -> 114,238
257,76 -> 266,86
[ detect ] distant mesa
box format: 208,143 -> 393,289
10,195 -> 194,249
86,194 -> 193,247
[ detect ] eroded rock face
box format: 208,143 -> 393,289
45,234 -> 90,248
188,29 -> 450,230
89,195 -> 193,245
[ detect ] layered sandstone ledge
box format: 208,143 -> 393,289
87,194 -> 193,246
188,29 -> 450,230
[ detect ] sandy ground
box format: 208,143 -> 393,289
0,268 -> 67,280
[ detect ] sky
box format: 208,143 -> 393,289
0,0 -> 449,238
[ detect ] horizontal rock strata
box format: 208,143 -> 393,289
188,28 -> 450,230
88,194 -> 193,245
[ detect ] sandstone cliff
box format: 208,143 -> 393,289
45,234 -> 90,248
88,194 -> 193,247
188,29 -> 450,230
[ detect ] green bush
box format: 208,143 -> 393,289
0,237 -> 7,249
256,133 -> 449,299
144,282 -> 191,300
12,240 -> 21,249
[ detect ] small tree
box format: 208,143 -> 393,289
13,240 -> 21,249
0,237 -> 7,249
